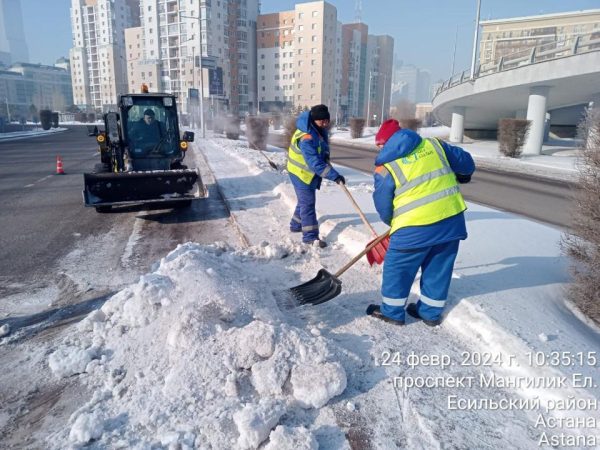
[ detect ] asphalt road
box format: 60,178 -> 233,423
0,126 -> 233,302
269,134 -> 577,230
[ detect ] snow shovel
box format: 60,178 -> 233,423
286,231 -> 389,306
339,183 -> 389,265
249,143 -> 279,170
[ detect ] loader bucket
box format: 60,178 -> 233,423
83,169 -> 204,207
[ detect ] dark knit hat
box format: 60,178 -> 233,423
143,108 -> 155,117
375,119 -> 401,146
310,104 -> 330,121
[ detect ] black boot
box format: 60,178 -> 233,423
406,303 -> 441,327
366,304 -> 404,326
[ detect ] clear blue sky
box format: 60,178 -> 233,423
20,0 -> 599,81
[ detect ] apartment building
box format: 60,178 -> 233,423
257,1 -> 342,119
70,0 -> 139,112
127,0 -> 259,118
479,9 -> 600,68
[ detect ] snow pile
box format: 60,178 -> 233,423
47,241 -> 349,448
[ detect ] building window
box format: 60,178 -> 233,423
299,25 -> 304,31
298,37 -> 304,43
311,60 -> 315,65
312,23 -> 317,30
312,11 -> 318,17
312,48 -> 317,54
299,12 -> 304,19
298,49 -> 303,54
312,36 -> 317,42
298,95 -> 302,100
261,54 -> 265,59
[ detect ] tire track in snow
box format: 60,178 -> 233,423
121,217 -> 144,267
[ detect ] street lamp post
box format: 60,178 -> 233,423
470,0 -> 482,80
4,97 -> 11,123
366,71 -> 373,126
180,13 -> 205,138
380,73 -> 387,125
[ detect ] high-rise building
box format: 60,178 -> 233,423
392,63 -> 431,104
127,0 -> 259,119
0,0 -> 29,66
257,1 -> 341,118
70,0 -> 139,112
340,23 -> 367,120
479,9 -> 600,69
364,34 -> 394,124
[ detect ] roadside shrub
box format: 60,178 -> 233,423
349,117 -> 365,139
75,112 -> 87,123
51,112 -> 59,128
497,118 -> 531,158
561,106 -> 600,325
245,115 -> 269,150
284,115 -> 298,145
225,115 -> 240,140
39,109 -> 52,130
87,112 -> 96,123
399,118 -> 422,131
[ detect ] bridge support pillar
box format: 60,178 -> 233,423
524,86 -> 549,155
449,106 -> 466,143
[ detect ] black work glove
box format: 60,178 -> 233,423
334,175 -> 346,185
456,173 -> 471,184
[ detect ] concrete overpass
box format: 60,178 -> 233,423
432,32 -> 600,154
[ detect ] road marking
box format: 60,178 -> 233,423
24,175 -> 53,188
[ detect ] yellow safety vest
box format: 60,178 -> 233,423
287,129 -> 331,185
383,138 -> 467,234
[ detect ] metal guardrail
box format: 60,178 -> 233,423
434,32 -> 600,98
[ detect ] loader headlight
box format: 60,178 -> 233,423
97,134 -> 105,143
180,141 -> 188,151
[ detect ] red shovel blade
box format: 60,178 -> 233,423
366,235 -> 389,266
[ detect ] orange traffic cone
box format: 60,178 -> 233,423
56,155 -> 65,175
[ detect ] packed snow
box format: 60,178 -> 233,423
2,127 -> 598,449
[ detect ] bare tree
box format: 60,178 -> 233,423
561,106 -> 600,324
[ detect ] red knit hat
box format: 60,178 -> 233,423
375,119 -> 401,146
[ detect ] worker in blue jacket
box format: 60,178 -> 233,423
287,105 -> 345,248
367,119 -> 475,326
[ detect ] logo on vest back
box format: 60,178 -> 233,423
401,147 -> 434,164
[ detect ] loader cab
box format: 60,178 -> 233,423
120,94 -> 183,170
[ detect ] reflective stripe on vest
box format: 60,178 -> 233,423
384,138 -> 466,233
287,129 -> 324,185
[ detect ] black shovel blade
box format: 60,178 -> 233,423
288,269 -> 342,306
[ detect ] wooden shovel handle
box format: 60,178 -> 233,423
340,183 -> 377,236
335,231 -> 389,278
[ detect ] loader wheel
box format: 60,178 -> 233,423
95,206 -> 112,213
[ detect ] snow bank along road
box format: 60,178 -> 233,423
1,131 -> 599,449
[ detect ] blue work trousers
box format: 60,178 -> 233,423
290,185 -> 319,242
380,240 -> 460,322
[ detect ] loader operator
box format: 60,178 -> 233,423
366,119 -> 475,327
287,104 -> 346,248
129,108 -> 166,154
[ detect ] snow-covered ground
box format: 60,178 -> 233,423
3,132 -> 599,449
0,127 -> 68,142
